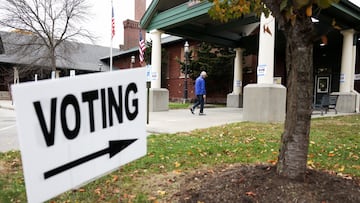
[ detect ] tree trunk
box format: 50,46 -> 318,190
276,17 -> 314,181
50,48 -> 57,72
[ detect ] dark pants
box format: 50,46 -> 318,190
192,95 -> 204,113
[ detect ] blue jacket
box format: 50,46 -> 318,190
195,76 -> 206,95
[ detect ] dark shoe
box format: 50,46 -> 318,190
190,108 -> 194,114
199,112 -> 206,116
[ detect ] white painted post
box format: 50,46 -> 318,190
233,48 -> 243,95
257,13 -> 275,84
340,29 -> 355,93
150,29 -> 162,89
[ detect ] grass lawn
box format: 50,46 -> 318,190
0,115 -> 359,202
169,102 -> 190,109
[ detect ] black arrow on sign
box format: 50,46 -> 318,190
44,139 -> 138,179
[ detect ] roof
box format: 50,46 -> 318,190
140,0 -> 360,48
102,35 -> 184,59
0,31 -> 118,72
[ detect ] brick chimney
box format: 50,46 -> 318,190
135,0 -> 146,21
122,0 -> 146,50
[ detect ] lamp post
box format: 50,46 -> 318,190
184,41 -> 189,103
130,55 -> 135,68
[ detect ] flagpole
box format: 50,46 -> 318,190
110,42 -> 113,71
110,0 -> 114,71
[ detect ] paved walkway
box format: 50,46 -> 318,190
146,107 -> 243,134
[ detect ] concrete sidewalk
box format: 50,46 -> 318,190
146,107 -> 243,134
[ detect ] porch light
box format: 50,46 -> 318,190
130,55 -> 135,68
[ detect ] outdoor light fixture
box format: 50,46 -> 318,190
183,41 -> 190,102
130,55 -> 135,68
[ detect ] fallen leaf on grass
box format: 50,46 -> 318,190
147,196 -> 157,201
77,188 -> 85,192
328,153 -> 335,157
337,165 -> 345,172
123,193 -> 136,200
307,160 -> 316,169
246,191 -> 256,197
112,175 -> 119,182
94,188 -> 101,195
157,190 -> 166,196
267,159 -> 277,165
352,165 -> 360,169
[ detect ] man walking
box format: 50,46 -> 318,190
190,71 -> 207,115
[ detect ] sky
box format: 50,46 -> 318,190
2,0 -> 359,47
86,0 -> 151,48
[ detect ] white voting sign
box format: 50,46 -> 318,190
12,68 -> 147,203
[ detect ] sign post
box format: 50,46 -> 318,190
146,64 -> 152,124
12,68 -> 147,203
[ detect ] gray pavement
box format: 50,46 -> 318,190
146,107 -> 243,134
0,99 -> 355,152
0,100 -> 18,152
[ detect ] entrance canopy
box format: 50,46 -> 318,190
140,0 -> 360,47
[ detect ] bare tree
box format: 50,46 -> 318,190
0,0 -> 94,71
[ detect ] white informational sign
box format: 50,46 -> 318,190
257,64 -> 267,77
235,80 -> 242,87
12,68 -> 147,203
146,64 -> 152,82
354,74 -> 360,81
340,73 -> 345,83
151,71 -> 158,81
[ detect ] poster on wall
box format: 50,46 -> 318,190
317,76 -> 329,93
